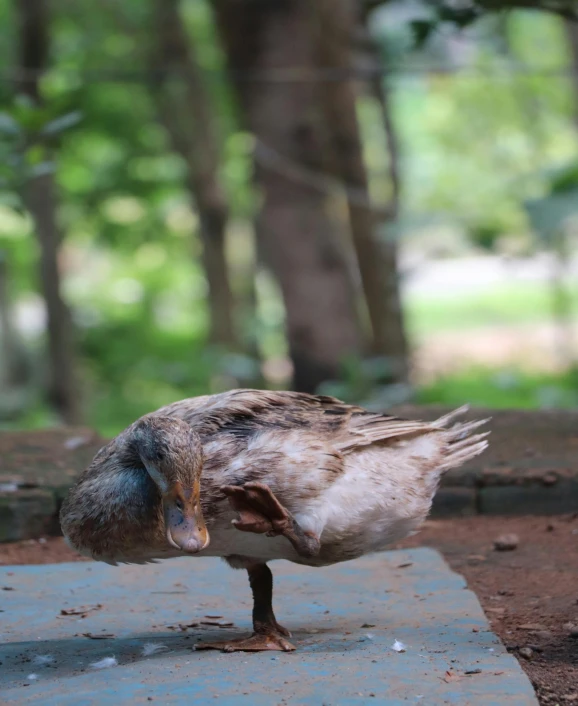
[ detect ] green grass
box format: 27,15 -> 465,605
406,282 -> 578,336
408,280 -> 578,408
417,367 -> 578,409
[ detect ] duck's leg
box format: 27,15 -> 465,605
196,561 -> 295,652
221,482 -> 320,558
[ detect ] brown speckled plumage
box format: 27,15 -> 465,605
60,390 -> 489,651
61,390 -> 488,565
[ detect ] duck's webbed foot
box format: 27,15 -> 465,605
196,629 -> 294,653
196,562 -> 296,653
221,481 -> 320,558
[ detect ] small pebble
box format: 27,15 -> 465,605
535,630 -> 552,640
519,647 -> 533,660
493,534 -> 519,551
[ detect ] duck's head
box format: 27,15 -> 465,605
130,416 -> 210,554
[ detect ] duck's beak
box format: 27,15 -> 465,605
164,480 -> 210,554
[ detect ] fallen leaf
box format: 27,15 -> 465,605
167,623 -> 199,631
397,562 -> 413,569
204,615 -> 223,619
361,623 -> 376,628
201,620 -> 234,627
80,633 -> 115,640
465,668 -> 482,675
2,586 -> 15,591
60,604 -> 102,618
443,670 -> 461,683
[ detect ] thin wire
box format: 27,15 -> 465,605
0,64 -> 576,84
254,139 -> 392,217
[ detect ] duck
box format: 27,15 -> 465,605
60,389 -> 489,652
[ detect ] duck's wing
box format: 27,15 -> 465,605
154,389 -> 363,436
158,391 -> 488,472
335,404 -> 490,474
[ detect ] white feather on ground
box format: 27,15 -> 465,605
26,674 -> 39,681
32,654 -> 54,665
141,642 -> 168,657
90,656 -> 118,669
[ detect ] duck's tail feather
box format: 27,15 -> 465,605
434,407 -> 491,472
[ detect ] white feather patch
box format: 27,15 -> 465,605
141,642 -> 168,657
32,654 -> 54,665
90,656 -> 118,669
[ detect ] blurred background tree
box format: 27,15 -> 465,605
0,0 -> 577,435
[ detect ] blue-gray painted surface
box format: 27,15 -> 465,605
0,548 -> 537,705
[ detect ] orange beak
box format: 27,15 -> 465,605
164,480 -> 209,553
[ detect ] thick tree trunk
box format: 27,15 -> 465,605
313,0 -> 409,382
16,0 -> 81,423
154,0 -> 236,348
212,0 -> 362,392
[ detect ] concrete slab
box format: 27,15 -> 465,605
0,548 -> 537,705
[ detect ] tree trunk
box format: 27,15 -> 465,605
212,0 -> 362,392
154,0 -> 236,348
566,19 -> 578,131
16,0 -> 81,423
0,254 -> 29,388
362,18 -> 409,380
312,0 -> 409,383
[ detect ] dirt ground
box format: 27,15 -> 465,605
399,515 -> 578,705
1,515 -> 577,704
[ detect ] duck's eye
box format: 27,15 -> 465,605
175,499 -> 184,512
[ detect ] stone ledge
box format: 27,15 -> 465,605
0,427 -> 104,542
393,405 -> 578,518
0,406 -> 577,541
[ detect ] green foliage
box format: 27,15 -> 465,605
318,356 -> 412,410
0,96 -> 83,205
524,159 -> 578,247
407,281 -> 578,336
1,0 -> 578,433
418,367 -> 578,409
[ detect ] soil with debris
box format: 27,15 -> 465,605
1,515 -> 577,705
398,515 -> 578,706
